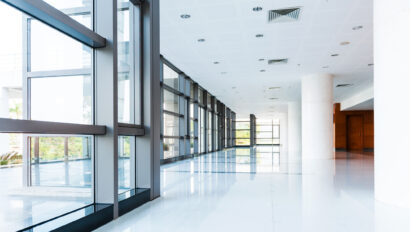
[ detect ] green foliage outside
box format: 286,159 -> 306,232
119,136 -> 131,157
0,151 -> 22,166
30,137 -> 90,162
236,130 -> 250,138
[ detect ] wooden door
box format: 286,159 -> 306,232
347,115 -> 363,150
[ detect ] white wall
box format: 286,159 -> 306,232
374,0 -> 410,209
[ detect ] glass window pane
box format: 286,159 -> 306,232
118,73 -> 131,123
117,6 -> 132,123
190,102 -> 194,119
199,107 -> 205,153
256,138 -> 274,145
30,19 -> 92,72
163,64 -> 178,89
235,138 -> 250,146
26,135 -> 93,228
198,88 -> 203,105
236,121 -> 250,130
163,138 -> 179,159
43,0 -> 92,28
30,75 -> 92,124
273,125 -> 280,138
190,82 -> 194,98
208,112 -> 212,150
256,131 -> 273,139
118,8 -> 130,70
163,89 -> 179,113
236,130 -> 250,139
163,113 -> 179,137
0,2 -> 23,120
119,136 -> 132,194
0,133 -> 84,231
207,94 -> 211,109
256,125 -> 272,131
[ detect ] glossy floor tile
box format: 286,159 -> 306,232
96,148 -> 410,232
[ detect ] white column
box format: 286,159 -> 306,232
301,74 -> 334,159
288,101 -> 301,161
374,0 -> 410,208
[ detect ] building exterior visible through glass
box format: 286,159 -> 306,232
0,2 -> 94,231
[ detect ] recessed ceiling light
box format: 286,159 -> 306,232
340,41 -> 350,46
269,98 -> 278,100
197,38 -> 205,42
253,7 -> 263,12
260,69 -> 266,72
259,58 -> 265,61
180,14 -> 191,19
322,66 -> 329,69
213,61 -> 219,64
255,34 -> 264,38
352,25 -> 363,30
331,54 -> 339,57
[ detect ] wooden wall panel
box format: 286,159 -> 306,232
333,103 -> 374,150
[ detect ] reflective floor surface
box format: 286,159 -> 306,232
96,147 -> 410,232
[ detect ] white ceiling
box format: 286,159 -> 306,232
160,0 -> 374,118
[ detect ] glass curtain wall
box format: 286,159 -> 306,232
159,59 -> 234,161
235,120 -> 251,146
214,101 -> 218,151
0,0 -> 145,230
0,2 -> 93,230
189,81 -> 196,154
256,119 -> 280,145
207,111 -> 212,152
162,64 -> 180,159
117,0 -> 140,197
199,107 -> 206,153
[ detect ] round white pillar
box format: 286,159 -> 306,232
374,0 -> 410,208
288,101 -> 301,161
301,74 -> 334,159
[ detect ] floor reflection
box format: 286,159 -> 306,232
96,147 -> 410,232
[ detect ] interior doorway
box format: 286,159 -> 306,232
347,115 -> 363,150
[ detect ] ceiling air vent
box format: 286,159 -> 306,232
336,84 -> 353,88
268,59 -> 288,65
268,7 -> 301,23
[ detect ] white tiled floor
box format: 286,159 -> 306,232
95,147 -> 410,232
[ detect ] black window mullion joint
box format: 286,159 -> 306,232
130,0 -> 144,6
163,110 -> 184,118
117,123 -> 145,136
161,83 -> 184,96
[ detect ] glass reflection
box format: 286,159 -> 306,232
119,136 -> 132,194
